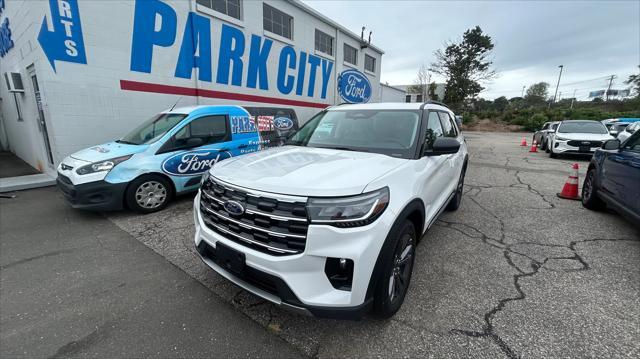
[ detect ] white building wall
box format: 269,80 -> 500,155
0,0 -> 384,171
380,84 -> 406,102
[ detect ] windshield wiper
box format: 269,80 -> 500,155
315,146 -> 368,152
116,139 -> 137,145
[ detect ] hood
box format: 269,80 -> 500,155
70,141 -> 147,162
555,132 -> 614,141
212,146 -> 407,197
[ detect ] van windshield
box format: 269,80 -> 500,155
558,121 -> 608,134
286,110 -> 420,158
119,113 -> 187,145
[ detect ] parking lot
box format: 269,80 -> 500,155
2,131 -> 639,358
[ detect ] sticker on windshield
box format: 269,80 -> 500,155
161,150 -> 232,176
274,117 -> 294,131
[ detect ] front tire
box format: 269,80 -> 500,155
372,221 -> 416,319
540,139 -> 547,151
549,143 -> 557,158
446,165 -> 466,211
582,169 -> 605,210
125,175 -> 173,213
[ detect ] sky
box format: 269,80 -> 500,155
303,0 -> 640,100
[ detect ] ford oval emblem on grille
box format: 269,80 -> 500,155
582,141 -> 590,145
223,200 -> 245,216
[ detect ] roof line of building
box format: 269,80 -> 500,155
380,83 -> 405,92
287,0 -> 385,55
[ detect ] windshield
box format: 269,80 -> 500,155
558,121 -> 608,134
119,113 -> 187,145
286,109 -> 420,158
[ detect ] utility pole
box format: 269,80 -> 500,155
605,75 -> 615,101
570,89 -> 577,109
552,65 -> 564,103
521,86 -> 526,97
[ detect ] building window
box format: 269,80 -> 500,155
365,54 -> 376,73
405,95 -> 411,103
263,3 -> 293,40
344,44 -> 358,65
197,0 -> 241,20
315,29 -> 334,56
416,94 -> 423,102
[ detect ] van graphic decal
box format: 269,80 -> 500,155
161,149 -> 232,176
273,117 -> 294,131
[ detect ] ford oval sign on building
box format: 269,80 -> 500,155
337,69 -> 372,103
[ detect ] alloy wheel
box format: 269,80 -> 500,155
388,233 -> 415,303
135,181 -> 167,209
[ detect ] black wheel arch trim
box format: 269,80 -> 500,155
364,198 -> 425,303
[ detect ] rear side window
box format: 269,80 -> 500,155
438,112 -> 458,137
244,107 -> 299,147
425,112 -> 444,151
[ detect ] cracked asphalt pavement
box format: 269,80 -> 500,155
17,132 -> 637,358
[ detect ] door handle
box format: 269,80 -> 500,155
237,144 -> 248,149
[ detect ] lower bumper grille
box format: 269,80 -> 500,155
567,140 -> 602,147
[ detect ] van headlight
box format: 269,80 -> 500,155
307,187 -> 390,228
76,155 -> 132,175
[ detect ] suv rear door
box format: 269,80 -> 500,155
418,111 -> 452,219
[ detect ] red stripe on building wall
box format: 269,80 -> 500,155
120,80 -> 331,109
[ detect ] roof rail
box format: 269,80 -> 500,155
419,100 -> 449,109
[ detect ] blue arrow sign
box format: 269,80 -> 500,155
37,0 -> 87,72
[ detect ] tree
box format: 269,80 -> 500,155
493,96 -> 509,112
407,65 -> 430,100
430,26 -> 496,107
625,66 -> 640,97
428,82 -> 439,101
525,82 -> 549,105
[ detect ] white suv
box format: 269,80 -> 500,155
193,102 -> 468,319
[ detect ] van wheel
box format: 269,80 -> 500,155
126,175 -> 172,213
582,169 -> 605,210
446,166 -> 466,211
372,221 -> 416,319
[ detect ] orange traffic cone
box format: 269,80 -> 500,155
529,140 -> 538,153
520,137 -> 527,146
557,163 -> 581,200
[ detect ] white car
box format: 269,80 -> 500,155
193,102 -> 468,319
617,122 -> 640,143
549,120 -> 614,158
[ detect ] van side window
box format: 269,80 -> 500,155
172,115 -> 230,150
425,112 -> 444,151
438,112 -> 457,137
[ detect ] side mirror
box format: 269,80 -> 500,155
424,137 -> 461,156
602,139 -> 620,150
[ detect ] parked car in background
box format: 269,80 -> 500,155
617,122 -> 640,143
548,120 -> 614,158
194,102 -> 468,319
582,131 -> 640,226
533,121 -> 559,151
56,105 -> 298,213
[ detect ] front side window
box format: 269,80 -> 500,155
287,110 -> 421,158
365,54 -> 376,72
424,112 -> 444,151
315,29 -> 334,56
197,0 -> 241,19
173,115 -> 230,150
263,3 -> 293,39
344,44 -> 358,65
622,132 -> 640,152
439,112 -> 458,137
120,113 -> 187,145
558,121 -> 608,134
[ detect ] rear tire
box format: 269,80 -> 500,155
126,174 -> 173,213
372,221 -> 416,319
540,140 -> 547,151
446,165 -> 466,211
582,169 -> 605,210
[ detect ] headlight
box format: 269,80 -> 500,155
555,136 -> 569,141
200,170 -> 211,185
76,155 -> 132,175
307,187 -> 390,228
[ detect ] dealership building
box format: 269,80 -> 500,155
0,0 -> 390,176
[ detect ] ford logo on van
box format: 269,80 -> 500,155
273,117 -> 294,131
161,150 -> 231,176
337,69 -> 372,103
223,200 -> 245,216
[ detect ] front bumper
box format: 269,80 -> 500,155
193,192 -> 396,319
552,140 -> 600,154
56,174 -> 127,211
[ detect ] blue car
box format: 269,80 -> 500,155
56,105 -> 298,212
582,130 -> 640,225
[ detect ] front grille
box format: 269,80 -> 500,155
58,174 -> 72,185
567,140 -> 603,147
199,178 -> 309,255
